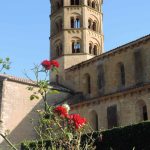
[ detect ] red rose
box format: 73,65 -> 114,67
69,114 -> 87,129
41,60 -> 51,70
50,60 -> 59,68
41,60 -> 59,70
54,106 -> 68,118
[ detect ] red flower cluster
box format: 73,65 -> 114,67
41,60 -> 59,70
54,106 -> 68,118
69,114 -> 87,129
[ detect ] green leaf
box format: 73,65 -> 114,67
48,90 -> 60,94
66,132 -> 73,141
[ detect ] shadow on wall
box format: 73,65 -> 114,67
0,99 -> 43,150
0,90 -> 70,150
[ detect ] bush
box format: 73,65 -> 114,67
21,121 -> 150,150
93,121 -> 150,150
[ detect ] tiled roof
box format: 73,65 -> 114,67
0,74 -> 35,85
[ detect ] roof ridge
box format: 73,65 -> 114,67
0,74 -> 35,85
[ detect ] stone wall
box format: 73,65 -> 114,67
0,78 -> 43,149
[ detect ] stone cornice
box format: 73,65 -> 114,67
66,34 -> 150,72
71,82 -> 150,110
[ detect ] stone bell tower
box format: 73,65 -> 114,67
50,0 -> 104,84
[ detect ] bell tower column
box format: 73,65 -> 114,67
50,0 -> 104,84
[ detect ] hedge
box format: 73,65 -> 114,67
21,121 -> 150,150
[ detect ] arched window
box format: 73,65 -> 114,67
93,45 -> 97,55
72,42 -> 75,53
72,41 -> 81,53
75,18 -> 80,28
75,42 -> 81,53
134,50 -> 143,84
97,65 -> 105,90
89,110 -> 98,130
135,100 -> 148,122
55,22 -> 59,33
71,0 -> 80,5
71,0 -> 74,5
89,43 -> 92,54
87,0 -> 91,6
61,0 -> 63,7
83,74 -> 91,94
92,22 -> 96,31
88,19 -> 92,29
71,17 -> 74,28
56,46 -> 60,57
92,1 -> 95,8
75,0 -> 80,5
55,43 -> 63,57
59,19 -> 63,31
56,2 -> 61,10
119,63 -> 125,86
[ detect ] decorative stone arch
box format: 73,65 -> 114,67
54,39 -> 63,57
89,42 -> 93,54
89,110 -> 99,131
82,73 -> 91,94
87,0 -> 99,10
90,37 -> 101,55
88,18 -> 93,29
53,16 -> 63,34
89,14 -> 99,32
70,13 -> 81,28
135,100 -> 148,122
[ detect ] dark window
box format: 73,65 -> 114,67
72,42 -> 75,53
88,20 -> 92,29
56,2 -> 60,9
120,63 -> 125,86
87,75 -> 91,94
75,0 -> 80,5
87,0 -> 91,6
59,19 -> 63,31
93,45 -> 97,55
71,0 -> 74,5
56,46 -> 60,57
92,1 -> 95,8
143,105 -> 148,121
98,65 -> 105,89
107,105 -> 118,129
89,43 -> 92,54
71,17 -> 74,28
93,22 -> 96,31
134,50 -> 143,84
61,0 -> 63,6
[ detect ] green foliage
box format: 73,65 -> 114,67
0,57 -> 10,73
21,121 -> 150,149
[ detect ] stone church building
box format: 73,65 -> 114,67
50,0 -> 150,130
0,0 -> 150,148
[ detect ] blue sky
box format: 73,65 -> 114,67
0,0 -> 150,79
